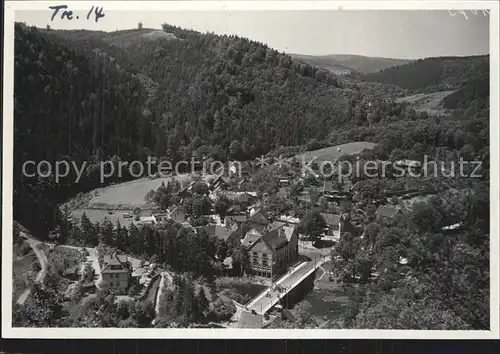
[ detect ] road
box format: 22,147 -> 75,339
16,232 -> 48,305
246,256 -> 330,314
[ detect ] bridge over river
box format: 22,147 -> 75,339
246,256 -> 330,315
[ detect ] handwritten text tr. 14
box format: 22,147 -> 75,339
49,5 -> 105,23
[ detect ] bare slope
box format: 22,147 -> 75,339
295,142 -> 377,163
395,90 -> 456,115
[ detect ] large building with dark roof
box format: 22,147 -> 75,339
245,222 -> 299,278
100,252 -> 132,294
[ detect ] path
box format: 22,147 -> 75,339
154,272 -> 167,316
16,232 -> 48,305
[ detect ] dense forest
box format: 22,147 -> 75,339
357,55 -> 489,92
14,23 -> 349,237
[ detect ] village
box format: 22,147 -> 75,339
13,143 -> 459,329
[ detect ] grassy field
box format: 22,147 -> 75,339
395,90 -> 455,115
67,174 -> 192,226
295,141 -> 377,164
88,175 -> 190,206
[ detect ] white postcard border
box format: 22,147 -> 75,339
2,0 -> 499,339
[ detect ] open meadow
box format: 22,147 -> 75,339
295,141 -> 377,163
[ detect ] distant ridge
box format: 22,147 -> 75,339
290,53 -> 412,74
357,54 -> 489,91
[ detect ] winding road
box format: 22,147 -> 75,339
16,232 -> 48,305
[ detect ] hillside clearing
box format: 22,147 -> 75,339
396,90 -> 456,115
295,142 -> 377,163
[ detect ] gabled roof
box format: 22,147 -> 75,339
63,265 -> 79,275
321,213 -> 341,227
375,205 -> 401,218
250,211 -> 269,225
167,204 -> 178,212
101,252 -> 130,274
282,225 -> 297,242
203,224 -> 238,242
268,222 -> 297,242
225,214 -> 247,224
262,227 -> 288,250
214,175 -> 231,185
242,229 -> 262,248
168,205 -> 185,215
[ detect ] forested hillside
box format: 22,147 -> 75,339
358,55 -> 489,92
14,24 -> 149,236
47,24 -> 349,155
14,23 -> 348,237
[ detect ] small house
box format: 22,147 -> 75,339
167,205 -> 186,223
375,205 -> 402,220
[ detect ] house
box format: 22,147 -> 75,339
212,175 -> 231,191
202,223 -> 239,243
131,267 -> 148,287
100,252 -> 132,294
278,215 -> 301,225
394,159 -> 422,173
63,265 -> 80,281
176,187 -> 192,199
238,179 -> 253,191
214,161 -> 244,178
135,216 -> 155,226
246,222 -> 298,277
152,212 -> 169,224
241,228 -> 262,248
375,205 -> 402,220
320,213 -> 351,241
167,205 -> 186,223
225,214 -> 247,225
297,192 -> 312,204
222,191 -> 257,207
441,222 -> 463,233
227,204 -> 243,214
278,176 -> 291,186
247,210 -> 270,232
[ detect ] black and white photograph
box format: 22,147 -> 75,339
2,0 -> 498,337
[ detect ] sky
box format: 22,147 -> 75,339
15,9 -> 490,59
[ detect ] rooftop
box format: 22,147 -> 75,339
262,226 -> 288,250
375,205 -> 402,218
321,213 -> 341,226
241,229 -> 262,248
101,253 -> 131,273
